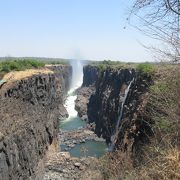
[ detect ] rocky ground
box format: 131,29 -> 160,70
43,126 -> 105,180
43,112 -> 105,180
43,152 -> 104,180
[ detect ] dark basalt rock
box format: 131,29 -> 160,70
0,65 -> 72,180
82,65 -> 99,87
75,86 -> 95,119
78,65 -> 153,152
87,68 -> 136,142
75,65 -> 99,120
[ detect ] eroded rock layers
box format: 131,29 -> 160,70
0,65 -> 71,180
77,65 -> 153,151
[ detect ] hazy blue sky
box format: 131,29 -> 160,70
0,0 -> 154,61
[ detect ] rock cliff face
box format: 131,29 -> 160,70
0,65 -> 71,180
75,65 -> 99,120
82,65 -> 99,87
78,65 -> 153,151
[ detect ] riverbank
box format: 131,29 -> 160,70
43,122 -> 106,179
60,127 -> 105,148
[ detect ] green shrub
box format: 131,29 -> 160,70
0,64 -> 10,72
150,83 -> 169,94
137,63 -> 155,74
0,59 -> 45,73
97,64 -> 107,72
155,117 -> 171,132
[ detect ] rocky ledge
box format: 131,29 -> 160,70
75,86 -> 95,120
43,152 -> 103,180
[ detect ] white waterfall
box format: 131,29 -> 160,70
64,60 -> 83,120
109,78 -> 134,151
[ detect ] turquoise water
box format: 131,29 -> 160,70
60,115 -> 108,158
60,116 -> 86,131
60,80 -> 107,158
61,140 -> 107,158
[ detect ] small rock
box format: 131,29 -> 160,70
79,165 -> 86,170
70,144 -> 75,148
74,162 -> 81,168
62,169 -> 68,173
80,139 -> 85,143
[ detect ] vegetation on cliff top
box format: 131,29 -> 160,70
0,59 -> 45,73
0,58 -> 70,79
136,63 -> 155,74
90,60 -> 137,72
0,57 -> 70,64
0,59 -> 45,79
90,60 -> 156,76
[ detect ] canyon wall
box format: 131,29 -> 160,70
82,65 -> 99,87
0,65 -> 72,180
78,65 -> 153,151
75,65 -> 99,120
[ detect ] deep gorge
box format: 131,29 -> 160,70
0,63 -> 153,179
77,65 -> 153,152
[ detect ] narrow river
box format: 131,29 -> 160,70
59,61 -> 107,158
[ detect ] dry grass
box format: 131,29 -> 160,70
136,64 -> 180,180
99,151 -> 134,180
3,68 -> 53,82
136,146 -> 180,180
100,146 -> 179,180
99,64 -> 180,180
0,68 -> 53,91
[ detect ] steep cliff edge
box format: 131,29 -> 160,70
75,65 -> 99,120
96,65 -> 179,180
0,65 -> 72,180
77,65 -> 153,151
